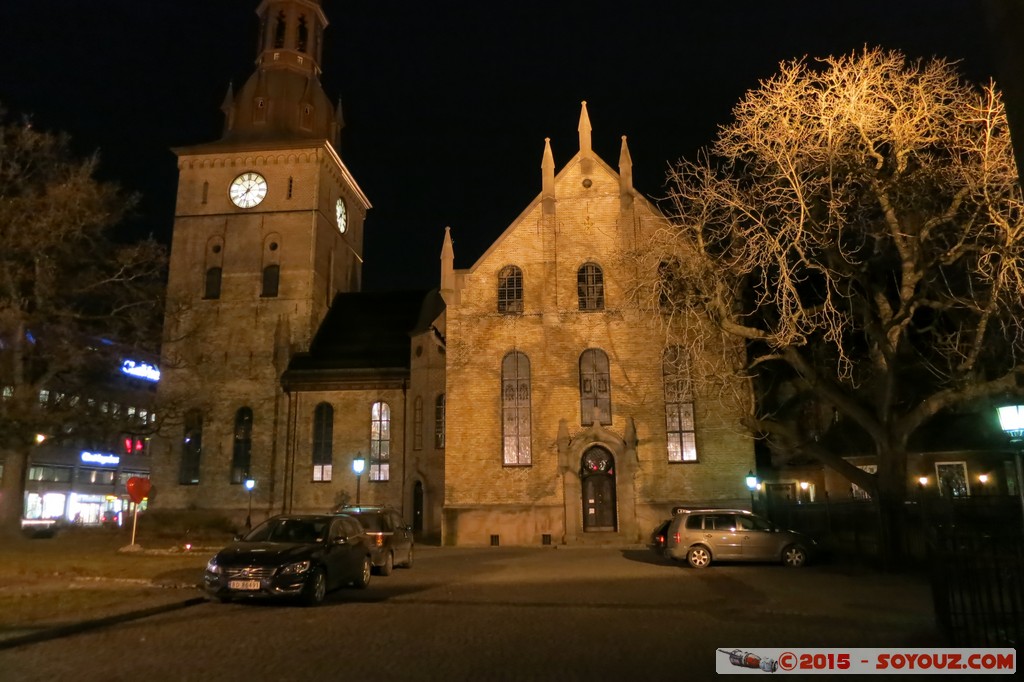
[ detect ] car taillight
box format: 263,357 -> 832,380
376,535 -> 383,547
672,532 -> 680,544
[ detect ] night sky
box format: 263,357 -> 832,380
0,1 -> 997,291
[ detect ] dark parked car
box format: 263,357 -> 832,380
204,514 -> 372,606
664,508 -> 818,568
334,505 -> 414,575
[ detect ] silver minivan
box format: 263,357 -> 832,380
664,508 -> 815,568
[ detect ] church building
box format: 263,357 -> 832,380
150,0 -> 754,545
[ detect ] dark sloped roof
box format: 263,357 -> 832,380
283,289 -> 443,385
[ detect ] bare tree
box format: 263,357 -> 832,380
0,109 -> 167,538
629,49 -> 1024,561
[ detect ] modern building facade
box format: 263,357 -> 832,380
150,0 -> 756,544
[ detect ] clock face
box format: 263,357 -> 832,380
229,172 -> 268,208
336,198 -> 348,233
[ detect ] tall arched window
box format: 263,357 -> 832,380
497,265 -> 523,313
370,401 -> 390,481
204,267 -> 222,300
261,264 -> 280,297
296,15 -> 309,52
179,409 -> 203,485
663,347 -> 698,462
577,262 -> 605,311
502,352 -> 532,465
579,349 -> 611,425
273,10 -> 287,48
230,407 -> 253,484
434,393 -> 446,449
312,402 -> 334,481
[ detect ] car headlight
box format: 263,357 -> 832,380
206,558 -> 221,574
279,560 -> 311,576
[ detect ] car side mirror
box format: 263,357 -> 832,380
233,534 -> 243,542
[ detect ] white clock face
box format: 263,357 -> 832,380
229,172 -> 268,208
336,198 -> 348,233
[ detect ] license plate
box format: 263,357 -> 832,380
228,580 -> 261,591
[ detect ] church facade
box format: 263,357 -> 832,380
150,0 -> 754,545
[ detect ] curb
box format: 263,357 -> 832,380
0,596 -> 207,651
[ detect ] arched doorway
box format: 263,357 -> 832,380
412,481 -> 424,533
581,447 -> 617,531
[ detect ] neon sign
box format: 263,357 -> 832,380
121,360 -> 161,382
81,451 -> 120,466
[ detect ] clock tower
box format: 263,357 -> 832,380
153,0 -> 370,511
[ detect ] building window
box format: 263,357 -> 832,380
273,11 -> 286,48
179,409 -> 202,485
663,347 -> 697,462
261,264 -> 280,297
413,396 -> 423,451
577,262 -> 605,311
370,401 -> 390,481
253,97 -> 267,124
230,407 -> 253,484
497,265 -> 523,314
204,267 -> 222,300
579,349 -> 611,425
312,402 -> 333,482
502,352 -> 532,466
434,393 -> 445,449
297,15 -> 308,52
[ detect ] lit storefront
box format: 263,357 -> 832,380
24,445 -> 151,526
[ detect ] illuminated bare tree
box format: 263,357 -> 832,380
0,109 -> 166,538
630,49 -> 1024,559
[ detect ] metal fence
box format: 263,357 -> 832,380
761,495 -> 1024,646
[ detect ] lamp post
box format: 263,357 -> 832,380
745,470 -> 758,512
244,478 -> 255,530
352,456 -> 366,507
996,405 -> 1024,529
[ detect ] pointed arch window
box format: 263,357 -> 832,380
230,407 -> 253,484
579,349 -> 611,425
502,352 -> 532,466
577,263 -> 605,311
261,264 -> 280,297
434,393 -> 446,449
179,409 -> 203,485
312,402 -> 333,481
300,104 -> 314,130
253,97 -> 267,124
663,347 -> 698,462
204,267 -> 222,300
497,265 -> 523,314
370,401 -> 390,481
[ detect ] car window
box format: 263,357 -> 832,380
251,518 -> 326,543
352,513 -> 384,532
342,517 -> 362,537
736,516 -> 756,531
685,514 -> 703,530
706,514 -> 737,531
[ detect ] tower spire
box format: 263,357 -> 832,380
578,101 -> 592,157
542,137 -> 555,214
219,0 -> 338,145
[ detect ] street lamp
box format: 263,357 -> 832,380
996,405 -> 1024,528
352,455 -> 366,507
745,470 -> 758,511
244,478 -> 256,530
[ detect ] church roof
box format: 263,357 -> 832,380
281,289 -> 444,389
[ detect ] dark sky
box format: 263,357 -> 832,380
0,1 -> 998,291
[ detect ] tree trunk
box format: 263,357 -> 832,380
875,445 -> 909,570
0,448 -> 28,540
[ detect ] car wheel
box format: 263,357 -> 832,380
303,567 -> 327,606
687,546 -> 711,568
352,556 -> 372,589
782,544 -> 808,568
401,545 -> 414,568
380,551 -> 394,576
